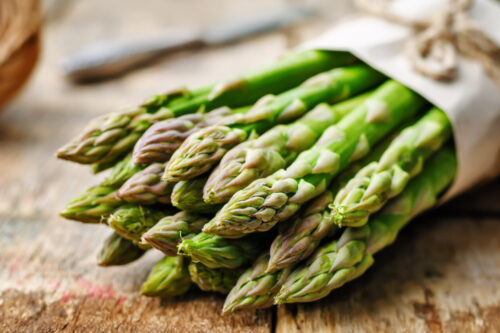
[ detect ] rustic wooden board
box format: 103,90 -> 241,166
276,216 -> 500,333
0,0 -> 499,332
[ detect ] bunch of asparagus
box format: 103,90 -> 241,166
58,50 -> 457,313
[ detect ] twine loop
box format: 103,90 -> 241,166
356,0 -> 500,85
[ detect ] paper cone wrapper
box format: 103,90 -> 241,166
301,0 -> 500,201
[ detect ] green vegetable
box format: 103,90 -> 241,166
97,231 -> 145,266
222,253 -> 292,314
275,147 -> 456,304
178,233 -> 265,269
108,204 -> 170,242
171,176 -> 220,213
188,261 -> 241,294
204,92 -> 372,204
331,107 -> 451,227
116,163 -> 174,205
164,65 -> 385,182
132,107 -> 237,165
204,80 -> 426,238
60,186 -> 122,223
141,256 -> 192,297
57,50 -> 356,166
142,211 -> 209,256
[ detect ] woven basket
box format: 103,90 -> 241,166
0,0 -> 41,110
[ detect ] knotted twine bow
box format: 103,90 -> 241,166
356,0 -> 500,86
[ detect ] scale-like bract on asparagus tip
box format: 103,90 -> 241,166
116,163 -> 173,205
142,211 -> 208,256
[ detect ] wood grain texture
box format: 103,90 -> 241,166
0,0 -> 499,332
275,216 -> 500,333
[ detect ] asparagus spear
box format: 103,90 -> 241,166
60,186 -> 122,223
142,211 -> 209,256
61,154 -> 146,223
141,256 -> 192,297
330,107 -> 451,227
275,147 -> 457,304
188,261 -> 241,294
108,204 -> 170,242
178,233 -> 264,269
204,80 -> 427,238
164,65 -> 386,182
203,92 -> 372,204
100,153 -> 145,187
221,137 -> 399,312
266,127 -> 409,272
116,163 -> 174,205
57,50 -> 356,166
171,177 -> 220,213
97,231 -> 146,266
132,107 -> 248,165
222,253 -> 292,314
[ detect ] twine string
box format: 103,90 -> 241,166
355,0 -> 500,85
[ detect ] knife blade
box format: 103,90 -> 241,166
63,6 -> 315,82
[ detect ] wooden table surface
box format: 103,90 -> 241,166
1,1 -> 499,332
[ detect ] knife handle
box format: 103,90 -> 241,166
63,33 -> 201,82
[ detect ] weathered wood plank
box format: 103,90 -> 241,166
275,216 -> 500,333
0,289 -> 271,333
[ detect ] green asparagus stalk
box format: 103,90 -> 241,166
97,231 -> 146,266
222,137 -> 400,312
60,186 -> 122,223
188,261 -> 241,294
108,204 -> 170,242
275,147 -> 457,304
330,107 -> 451,227
116,163 -> 174,205
132,107 -> 247,165
222,253 -> 292,314
57,50 -> 356,166
171,177 -> 220,213
178,233 -> 264,269
203,92 -> 372,204
142,212 -> 209,256
164,65 -> 386,182
141,256 -> 192,297
266,129 -> 407,272
204,80 -> 427,238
